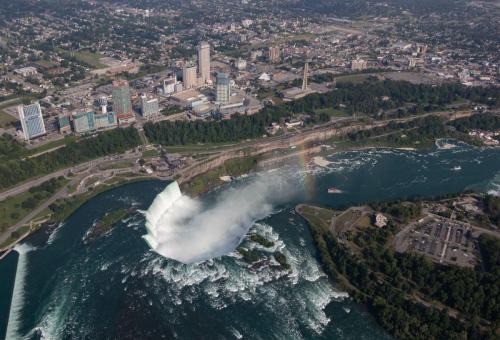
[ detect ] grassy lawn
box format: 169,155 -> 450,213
182,156 -> 258,196
26,136 -> 77,157
34,60 -> 58,68
0,177 -> 68,233
297,204 -> 334,233
0,225 -> 30,249
0,98 -> 24,127
314,107 -> 349,117
0,110 -> 17,127
49,176 -> 152,223
335,73 -> 372,84
163,142 -> 240,153
61,49 -> 106,69
98,160 -> 135,170
142,149 -> 159,158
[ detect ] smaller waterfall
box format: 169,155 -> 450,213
5,244 -> 33,340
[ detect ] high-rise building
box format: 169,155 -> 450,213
163,75 -> 177,95
112,80 -> 135,125
215,73 -> 231,103
183,63 -> 197,89
73,111 -> 95,134
198,41 -> 211,83
268,46 -> 281,63
112,80 -> 133,117
140,95 -> 159,118
18,102 -> 46,140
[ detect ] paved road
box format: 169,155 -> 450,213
0,151 -> 141,202
0,164 -> 140,247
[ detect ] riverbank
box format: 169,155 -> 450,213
1,113 -> 494,257
296,197 -> 500,339
0,174 -> 158,252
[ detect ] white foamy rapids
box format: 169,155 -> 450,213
46,222 -> 64,245
142,230 -> 344,335
487,172 -> 500,197
5,244 -> 34,340
143,176 -> 297,264
435,138 -> 458,150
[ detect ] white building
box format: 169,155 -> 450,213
140,95 -> 159,118
198,41 -> 211,84
351,59 -> 368,71
163,75 -> 177,95
18,102 -> 46,140
14,67 -> 38,77
235,58 -> 247,71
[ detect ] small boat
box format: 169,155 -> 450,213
328,187 -> 343,194
451,166 -> 462,171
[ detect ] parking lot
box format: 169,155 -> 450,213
397,217 -> 479,267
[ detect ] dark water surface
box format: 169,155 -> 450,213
1,143 -> 499,339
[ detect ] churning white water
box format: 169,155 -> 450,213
143,176 -> 297,264
5,244 -> 33,339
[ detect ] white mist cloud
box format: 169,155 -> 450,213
143,175 -> 298,264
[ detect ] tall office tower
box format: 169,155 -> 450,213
198,41 -> 211,83
18,102 -> 46,140
112,80 -> 133,117
140,95 -> 159,118
268,46 -> 281,63
215,73 -> 231,103
183,63 -> 197,89
302,61 -> 309,91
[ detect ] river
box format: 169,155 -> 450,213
1,141 -> 499,339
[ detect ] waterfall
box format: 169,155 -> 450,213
5,244 -> 33,340
142,176 -> 297,264
143,181 -> 182,249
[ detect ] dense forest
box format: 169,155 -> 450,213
344,112 -> 500,147
0,134 -> 26,161
483,195 -> 500,227
304,204 -> 500,339
145,80 -> 499,146
451,113 -> 500,133
0,127 -> 141,190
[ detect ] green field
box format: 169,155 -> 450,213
0,110 -> 17,127
0,225 -> 30,249
182,156 -> 259,196
61,49 -> 106,69
314,107 -> 349,117
142,149 -> 159,158
163,142 -> 240,153
98,160 -> 135,170
0,177 -> 68,233
0,98 -> 22,127
26,136 -> 77,157
335,73 -> 373,84
34,60 -> 58,69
